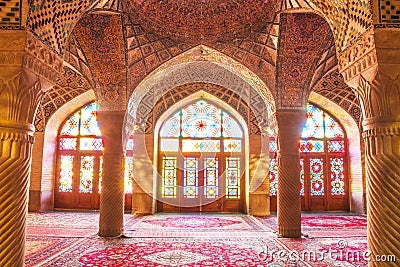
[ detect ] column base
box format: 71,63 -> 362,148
278,226 -> 302,238
98,228 -> 124,237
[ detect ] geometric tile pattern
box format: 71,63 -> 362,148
34,67 -> 92,132
313,69 -> 361,124
0,0 -> 22,27
276,12 -> 334,109
126,0 -> 278,44
73,13 -> 127,107
378,0 -> 400,23
309,0 -> 372,52
123,15 -> 195,95
144,83 -> 263,135
28,0 -> 96,54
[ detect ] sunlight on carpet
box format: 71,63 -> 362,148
25,212 -> 367,266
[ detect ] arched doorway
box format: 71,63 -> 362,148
270,103 -> 349,211
156,98 -> 246,213
54,102 -> 133,211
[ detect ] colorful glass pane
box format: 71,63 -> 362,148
181,140 -> 220,152
204,158 -> 219,199
330,157 -> 345,195
79,138 -> 104,151
99,156 -> 103,193
79,103 -> 101,136
181,100 -> 221,138
302,104 -> 324,138
226,158 -> 240,198
327,140 -> 345,153
59,137 -> 77,150
299,140 -> 324,153
162,157 -> 177,198
222,111 -> 243,138
59,155 -> 74,192
126,138 -> 134,151
310,158 -> 324,196
160,112 -> 180,138
79,156 -> 94,193
60,112 -> 80,136
325,114 -> 344,138
124,157 -> 134,194
224,140 -> 242,152
184,157 -> 198,199
300,159 -> 305,196
269,159 -> 278,196
160,138 -> 179,152
269,138 -> 277,153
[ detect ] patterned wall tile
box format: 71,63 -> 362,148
0,0 -> 22,27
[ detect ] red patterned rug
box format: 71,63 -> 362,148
25,236 -> 84,267
127,214 -> 266,231
257,213 -> 367,233
37,237 -> 302,267
276,236 -> 368,266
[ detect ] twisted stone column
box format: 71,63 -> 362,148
364,124 -> 400,266
0,121 -> 35,266
356,74 -> 400,266
97,111 -> 125,237
276,110 -> 305,238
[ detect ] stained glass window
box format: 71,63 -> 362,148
79,103 -> 101,136
226,158 -> 240,199
183,157 -> 199,198
99,156 -> 103,193
327,140 -> 345,153
181,100 -> 221,138
79,156 -> 94,193
159,99 -> 244,202
269,159 -> 278,196
310,158 -> 324,196
299,140 -> 324,153
160,99 -> 243,140
60,112 -> 80,136
300,159 -> 305,196
160,112 -> 181,138
59,138 -> 77,150
162,157 -> 177,198
330,158 -> 345,195
222,112 -> 243,138
124,157 -> 134,194
59,155 -> 74,192
302,104 -> 324,138
204,158 -> 219,199
57,102 -> 134,209
224,140 -> 242,152
181,140 -> 220,152
269,103 -> 347,200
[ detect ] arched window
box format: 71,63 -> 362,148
55,102 -> 133,210
269,103 -> 348,211
158,99 -> 244,212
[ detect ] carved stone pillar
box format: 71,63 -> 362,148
97,111 -> 125,237
276,110 -> 305,238
0,70 -> 42,266
357,73 -> 400,266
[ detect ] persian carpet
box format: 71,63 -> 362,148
25,211 -> 368,267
